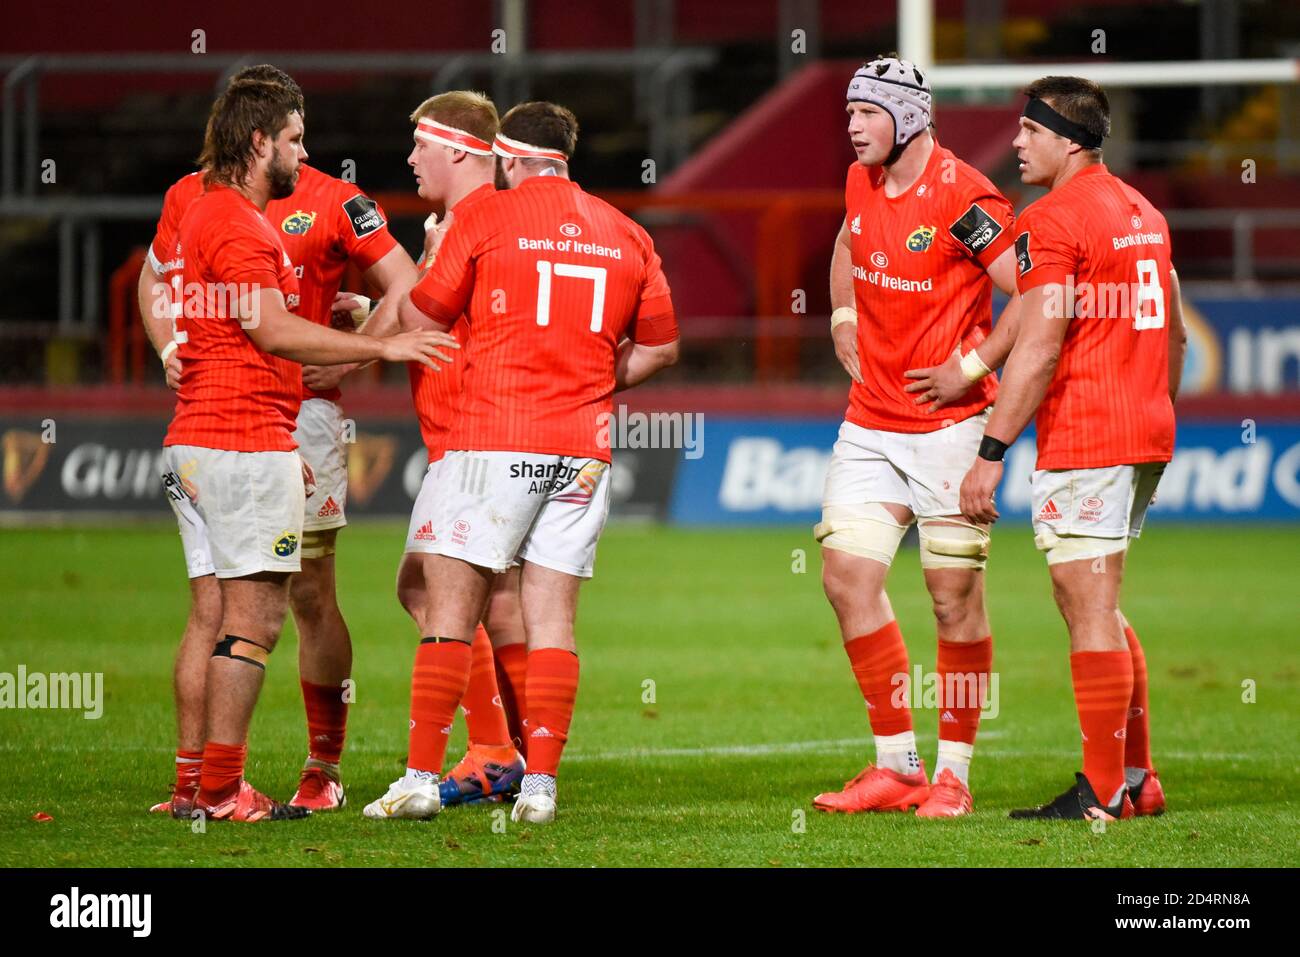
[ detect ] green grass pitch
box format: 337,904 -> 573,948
1,521 -> 1296,867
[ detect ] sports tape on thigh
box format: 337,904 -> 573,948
918,517 -> 990,569
300,528 -> 337,559
1034,530 -> 1128,566
814,502 -> 911,565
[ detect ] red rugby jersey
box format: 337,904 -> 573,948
1014,163 -> 1176,469
845,141 -> 1014,433
407,183 -> 494,463
409,176 -> 677,462
164,184 -> 303,453
266,164 -> 398,402
147,171 -> 203,280
148,165 -> 397,403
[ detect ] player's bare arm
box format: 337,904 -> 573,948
392,212 -> 467,335
397,286 -> 454,334
243,287 -> 458,369
904,247 -> 1022,411
352,244 -> 422,340
829,217 -> 862,385
959,284 -> 1069,523
137,262 -> 182,390
302,245 -> 421,391
614,337 -> 680,391
1167,267 -> 1188,402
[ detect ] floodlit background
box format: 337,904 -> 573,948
2,0 -> 1298,526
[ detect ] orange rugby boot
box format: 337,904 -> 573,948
289,758 -> 347,812
915,768 -> 974,818
1128,769 -> 1166,817
813,761 -> 931,813
195,779 -> 311,822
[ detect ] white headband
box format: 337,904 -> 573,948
491,132 -> 568,162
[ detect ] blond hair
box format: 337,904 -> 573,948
409,90 -> 499,144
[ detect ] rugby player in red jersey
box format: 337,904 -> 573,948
812,56 -> 1023,819
345,91 -> 529,815
960,77 -> 1185,820
364,102 -> 679,824
271,140 -> 420,812
141,66 -> 420,814
158,79 -> 454,821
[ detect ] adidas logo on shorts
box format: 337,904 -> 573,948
1037,498 -> 1062,522
316,495 -> 342,518
413,520 -> 436,542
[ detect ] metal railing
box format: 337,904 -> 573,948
1130,140 -> 1300,171
0,48 -> 716,338
1164,208 -> 1300,285
0,49 -> 716,202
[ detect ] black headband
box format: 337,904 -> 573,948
1023,97 -> 1104,150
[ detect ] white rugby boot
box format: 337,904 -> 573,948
511,773 -> 558,824
363,770 -> 441,820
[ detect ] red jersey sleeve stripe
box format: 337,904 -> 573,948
1017,266 -> 1073,292
409,282 -> 462,327
975,224 -> 1014,269
347,229 -> 398,272
631,303 -> 679,346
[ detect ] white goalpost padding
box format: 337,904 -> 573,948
897,0 -> 1300,88
930,59 -> 1300,90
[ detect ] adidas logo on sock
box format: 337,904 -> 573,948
530,726 -> 555,738
413,520 -> 436,542
1037,498 -> 1062,521
940,710 -> 957,723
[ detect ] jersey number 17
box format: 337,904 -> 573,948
535,260 -> 607,332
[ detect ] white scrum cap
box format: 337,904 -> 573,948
846,57 -> 933,147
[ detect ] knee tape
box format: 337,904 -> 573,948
814,503 -> 910,566
300,529 -> 337,559
1034,527 -> 1128,566
918,517 -> 990,570
212,634 -> 271,669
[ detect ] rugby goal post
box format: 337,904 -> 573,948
898,0 -> 1300,88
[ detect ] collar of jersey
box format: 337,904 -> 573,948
877,136 -> 944,203
455,182 -> 496,212
207,182 -> 259,210
517,175 -> 576,190
1066,162 -> 1109,183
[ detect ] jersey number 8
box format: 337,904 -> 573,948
1133,259 -> 1165,331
